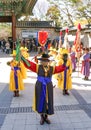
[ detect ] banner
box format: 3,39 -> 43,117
38,31 -> 48,46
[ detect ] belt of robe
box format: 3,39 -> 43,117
64,66 -> 69,89
14,67 -> 20,89
37,76 -> 51,113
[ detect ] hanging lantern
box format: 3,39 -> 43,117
38,31 -> 48,46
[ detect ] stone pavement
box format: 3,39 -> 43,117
0,51 -> 91,130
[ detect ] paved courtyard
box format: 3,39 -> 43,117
0,51 -> 91,130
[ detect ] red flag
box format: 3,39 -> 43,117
38,31 -> 48,46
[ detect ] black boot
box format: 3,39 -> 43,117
13,91 -> 17,97
44,114 -> 51,124
73,69 -> 75,72
65,90 -> 69,95
84,76 -> 86,80
40,114 -> 45,125
86,77 -> 88,80
16,90 -> 19,97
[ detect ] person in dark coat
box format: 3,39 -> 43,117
21,53 -> 66,125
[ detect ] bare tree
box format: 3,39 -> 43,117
47,0 -> 91,27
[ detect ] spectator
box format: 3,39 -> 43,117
5,41 -> 10,54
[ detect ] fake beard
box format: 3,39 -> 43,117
63,54 -> 68,65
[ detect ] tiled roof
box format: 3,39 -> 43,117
16,21 -> 54,28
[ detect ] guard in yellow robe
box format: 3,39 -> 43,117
53,48 -> 63,83
7,50 -> 24,97
56,49 -> 72,95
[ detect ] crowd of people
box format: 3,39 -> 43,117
0,38 -> 60,54
0,39 -> 10,54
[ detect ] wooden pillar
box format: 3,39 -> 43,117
12,12 -> 16,43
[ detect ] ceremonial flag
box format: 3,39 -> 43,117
74,23 -> 81,52
16,39 -> 20,61
74,23 -> 81,77
38,31 -> 48,46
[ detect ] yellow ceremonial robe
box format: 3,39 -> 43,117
56,58 -> 72,90
9,60 -> 24,91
